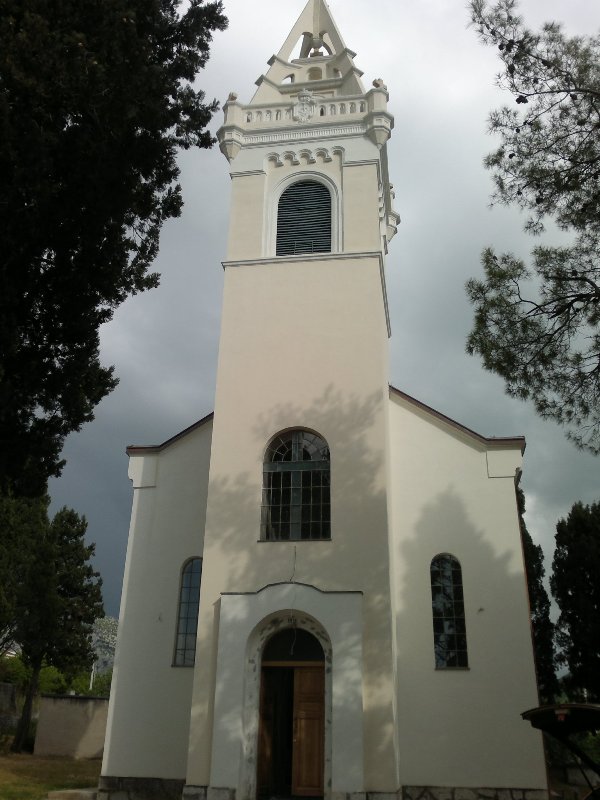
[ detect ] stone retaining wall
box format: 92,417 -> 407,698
34,695 -> 108,759
403,788 -> 548,800
98,776 -> 185,799
98,783 -> 549,800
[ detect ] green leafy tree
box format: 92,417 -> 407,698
0,0 -> 227,497
517,488 -> 558,703
550,500 -> 600,701
11,506 -> 104,752
0,655 -> 112,697
90,667 -> 113,698
0,653 -> 29,690
466,0 -> 600,453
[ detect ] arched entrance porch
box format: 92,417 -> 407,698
204,583 -> 364,800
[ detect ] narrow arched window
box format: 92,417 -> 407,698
261,430 -> 330,541
276,181 -> 332,256
430,554 -> 468,668
173,557 -> 202,666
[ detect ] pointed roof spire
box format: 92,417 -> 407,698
277,0 -> 347,62
246,0 -> 366,104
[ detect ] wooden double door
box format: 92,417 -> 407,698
257,663 -> 324,798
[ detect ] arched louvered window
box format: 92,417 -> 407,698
173,557 -> 202,666
276,180 -> 332,256
430,554 -> 468,668
261,430 -> 331,541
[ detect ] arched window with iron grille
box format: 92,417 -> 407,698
276,181 -> 332,256
173,557 -> 202,666
261,430 -> 331,540
430,554 -> 469,668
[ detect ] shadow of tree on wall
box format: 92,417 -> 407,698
392,487 -> 541,787
185,388 -> 540,792
189,385 -> 399,790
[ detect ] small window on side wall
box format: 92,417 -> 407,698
174,557 -> 202,666
430,554 -> 468,668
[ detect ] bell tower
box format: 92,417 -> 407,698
185,0 -> 402,796
218,0 -> 398,263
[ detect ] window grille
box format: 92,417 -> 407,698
261,430 -> 331,541
430,554 -> 468,668
276,181 -> 332,256
174,557 -> 202,666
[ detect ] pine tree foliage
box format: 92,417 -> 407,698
466,0 -> 600,453
550,500 -> 600,702
517,488 -> 558,703
0,0 -> 227,496
10,504 -> 104,752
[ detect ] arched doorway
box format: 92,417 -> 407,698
257,627 -> 325,798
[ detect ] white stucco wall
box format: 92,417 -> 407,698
185,251 -> 398,792
102,419 -> 213,780
388,392 -> 546,789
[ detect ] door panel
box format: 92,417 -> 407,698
292,666 -> 324,796
257,667 -> 294,796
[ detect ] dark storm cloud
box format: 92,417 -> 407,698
50,0 -> 598,616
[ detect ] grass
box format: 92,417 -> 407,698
0,752 -> 101,800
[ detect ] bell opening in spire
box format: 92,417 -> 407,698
277,0 -> 346,63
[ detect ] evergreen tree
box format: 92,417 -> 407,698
11,505 -> 104,752
0,0 -> 227,496
466,0 -> 600,453
517,488 -> 558,703
0,494 -> 47,656
550,500 -> 600,701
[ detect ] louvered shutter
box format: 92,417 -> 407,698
276,181 -> 332,255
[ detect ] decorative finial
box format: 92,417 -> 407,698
227,92 -> 238,102
372,78 -> 387,90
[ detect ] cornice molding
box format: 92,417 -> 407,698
222,250 -> 383,268
243,124 -> 366,145
229,169 -> 267,179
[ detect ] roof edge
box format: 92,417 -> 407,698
389,385 -> 526,454
126,412 -> 214,456
125,389 -> 526,457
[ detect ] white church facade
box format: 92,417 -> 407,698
100,3 -> 548,800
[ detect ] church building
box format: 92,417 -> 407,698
100,3 -> 548,800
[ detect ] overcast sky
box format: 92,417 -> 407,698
48,0 -> 599,618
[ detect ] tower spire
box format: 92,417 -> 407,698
276,0 -> 347,62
